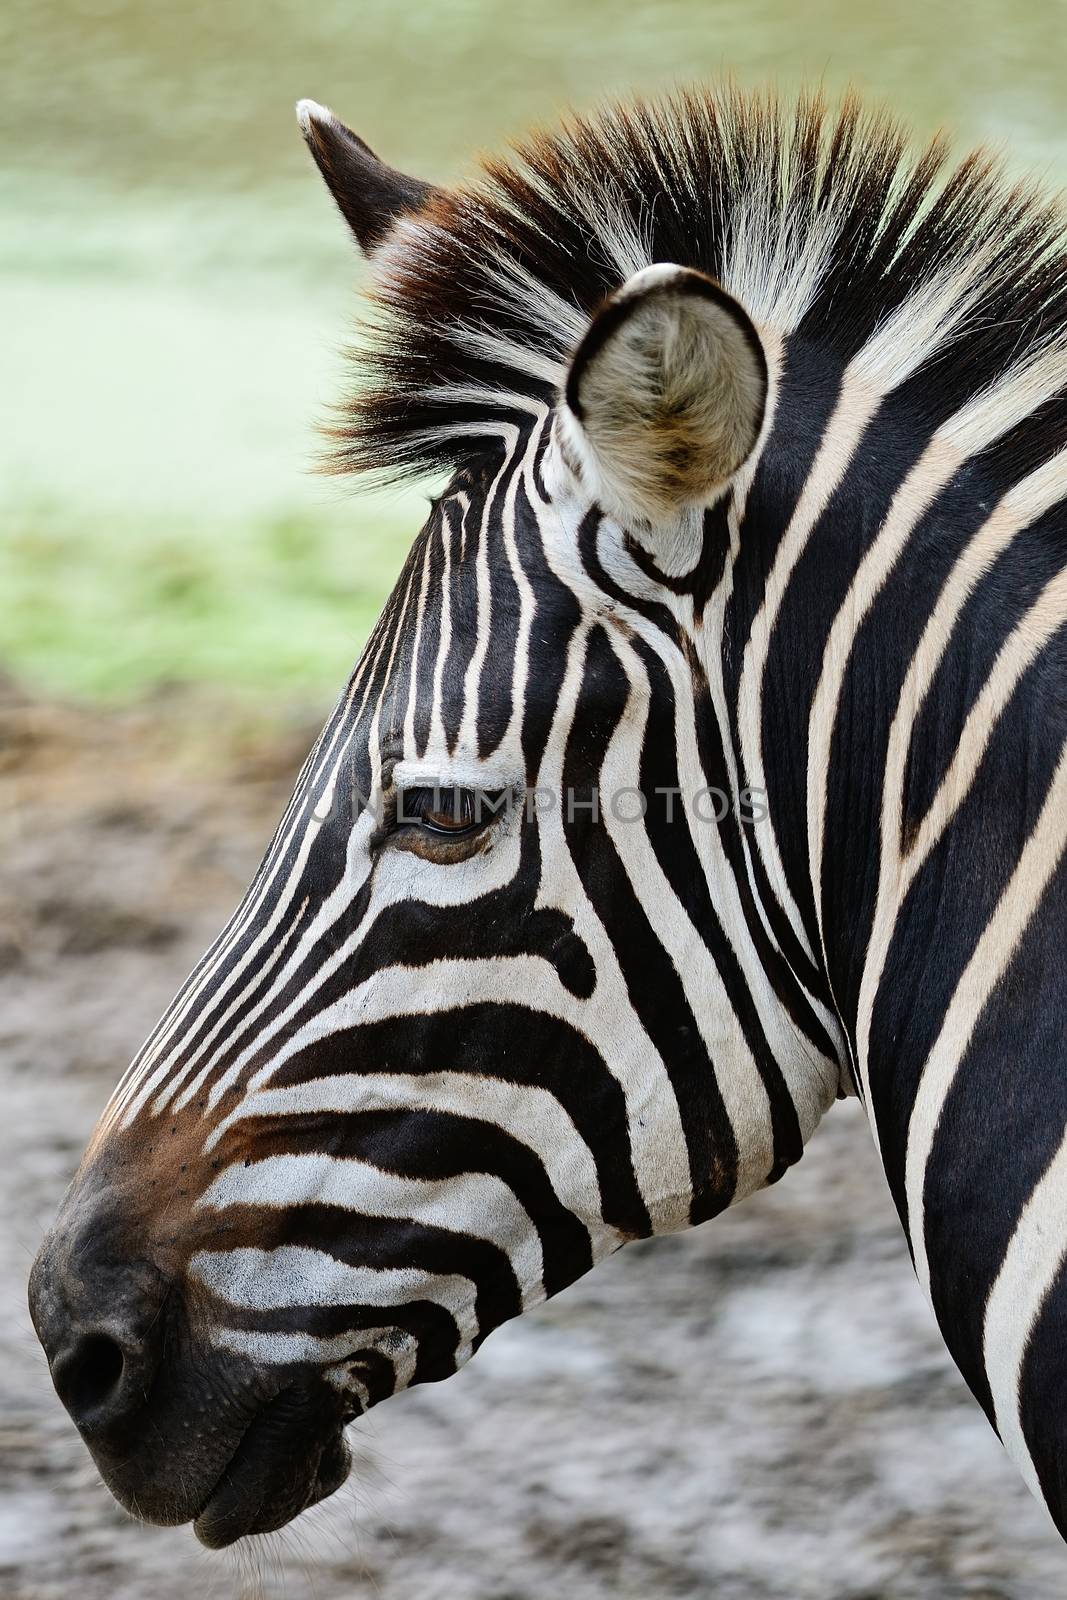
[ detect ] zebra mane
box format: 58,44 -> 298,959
329,84 -> 1067,483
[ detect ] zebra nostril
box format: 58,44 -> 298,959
54,1332 -> 127,1421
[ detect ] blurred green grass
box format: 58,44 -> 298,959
3,0 -> 1067,707
0,498 -> 415,701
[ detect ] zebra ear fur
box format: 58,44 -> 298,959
296,99 -> 437,254
560,265 -> 768,523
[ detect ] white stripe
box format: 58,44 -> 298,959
190,1244 -> 474,1321
213,1323 -> 437,1377
198,1151 -> 547,1306
984,1124 -> 1067,1505
905,743 -> 1067,1299
456,450 -> 509,756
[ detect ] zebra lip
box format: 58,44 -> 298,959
193,1385 -> 351,1548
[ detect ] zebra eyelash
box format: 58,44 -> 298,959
384,784 -> 516,854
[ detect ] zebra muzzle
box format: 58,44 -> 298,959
28,1179 -> 352,1543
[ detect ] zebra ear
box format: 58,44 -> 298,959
560,265 -> 768,523
296,99 -> 437,254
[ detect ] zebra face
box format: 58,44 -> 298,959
29,99 -> 843,1548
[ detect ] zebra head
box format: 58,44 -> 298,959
30,89 -> 1067,1550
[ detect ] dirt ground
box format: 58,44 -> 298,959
2,679 -> 1066,1600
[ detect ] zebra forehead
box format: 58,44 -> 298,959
325,83 -> 1067,488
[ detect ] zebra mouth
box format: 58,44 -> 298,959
192,1383 -> 352,1548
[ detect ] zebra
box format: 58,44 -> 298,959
29,84 -> 1067,1552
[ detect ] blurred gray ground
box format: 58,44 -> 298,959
2,685 -> 1066,1600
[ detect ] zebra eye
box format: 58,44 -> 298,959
398,786 -> 482,836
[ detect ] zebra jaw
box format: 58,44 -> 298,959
191,1385 -> 352,1549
